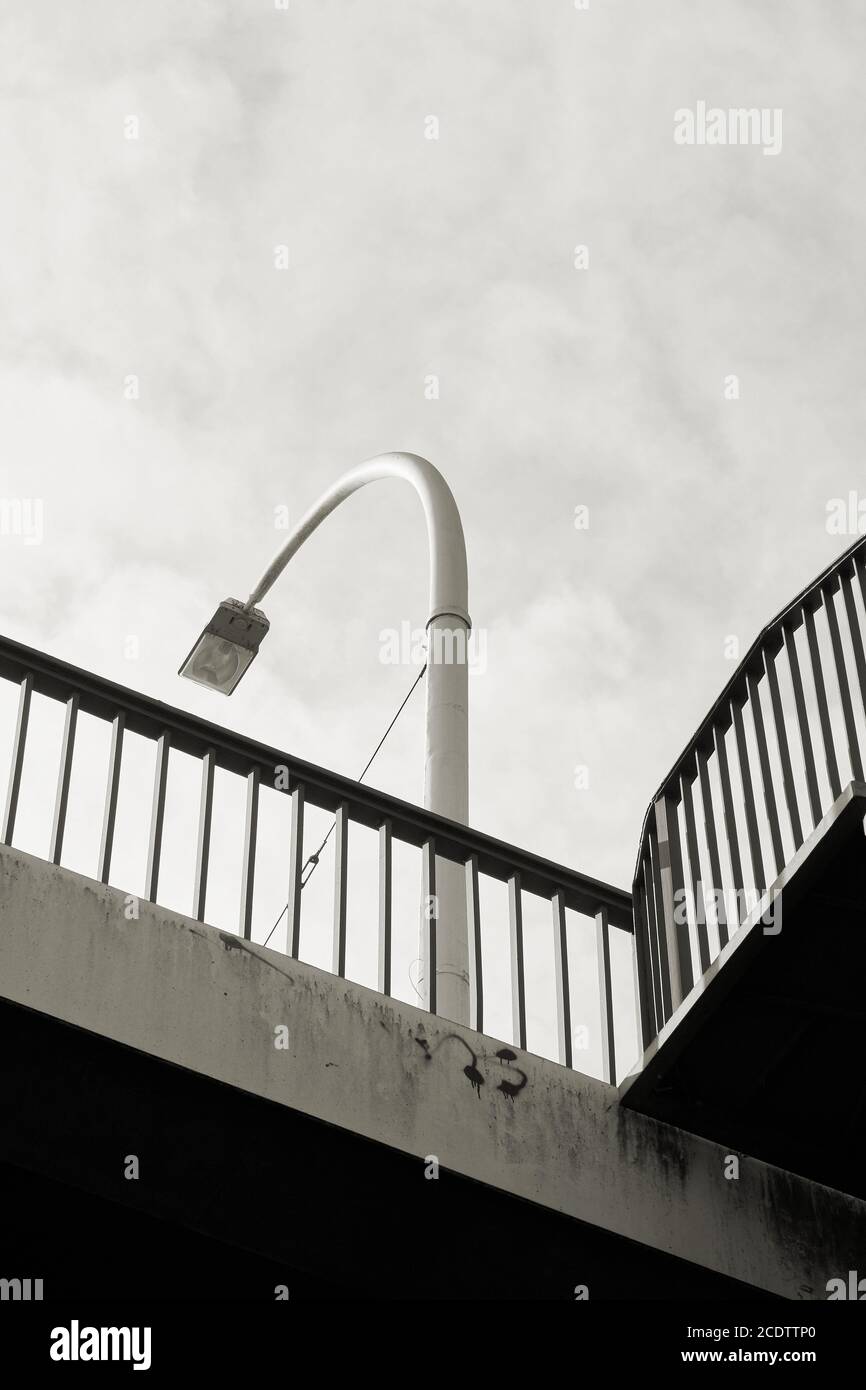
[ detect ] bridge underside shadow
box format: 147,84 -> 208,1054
623,782 -> 866,1201
3,841 -> 858,1300
0,999 -> 767,1301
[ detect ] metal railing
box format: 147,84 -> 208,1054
633,534 -> 866,1052
0,633 -> 633,1082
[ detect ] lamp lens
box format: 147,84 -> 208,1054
192,638 -> 241,688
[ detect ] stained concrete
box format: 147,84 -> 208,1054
0,844 -> 862,1298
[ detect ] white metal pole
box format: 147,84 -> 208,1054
245,452 -> 471,1025
423,610 -> 470,1022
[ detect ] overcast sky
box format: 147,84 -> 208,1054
2,0 -> 864,912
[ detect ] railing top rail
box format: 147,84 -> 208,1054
0,631 -> 632,929
631,532 -> 866,886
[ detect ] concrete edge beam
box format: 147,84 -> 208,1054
0,844 -> 861,1299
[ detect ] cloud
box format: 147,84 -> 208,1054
1,0 -> 863,909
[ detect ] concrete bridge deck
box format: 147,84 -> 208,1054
1,844 -> 862,1299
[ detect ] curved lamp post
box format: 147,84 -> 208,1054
179,451 -> 471,1025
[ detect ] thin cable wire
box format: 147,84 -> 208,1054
262,661 -> 428,947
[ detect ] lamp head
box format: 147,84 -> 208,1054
179,598 -> 269,695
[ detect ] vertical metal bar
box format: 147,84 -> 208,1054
841,567 -> 866,728
378,820 -> 392,995
422,838 -> 437,1014
98,712 -> 125,884
49,693 -> 79,865
332,803 -> 349,977
2,673 -> 33,845
287,783 -> 305,957
714,724 -> 743,932
192,749 -> 215,922
552,889 -> 572,1067
784,622 -> 822,829
855,555 -> 866,646
764,646 -> 803,851
641,857 -> 664,1028
465,854 -> 483,1032
804,603 -> 841,800
647,827 -> 673,1021
653,794 -> 692,1007
633,874 -> 657,1049
696,746 -> 727,947
239,766 -> 260,940
145,731 -> 170,902
746,672 -> 784,878
679,772 -> 711,975
508,872 -> 527,1049
731,698 -> 765,892
595,905 -> 616,1086
823,586 -> 863,782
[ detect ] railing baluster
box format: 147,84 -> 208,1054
784,622 -> 822,829
2,673 -> 33,846
552,889 -> 572,1067
764,646 -> 803,851
595,905 -> 616,1085
49,693 -> 79,865
855,554 -> 866,642
98,712 -> 125,884
287,783 -> 305,957
714,724 -> 743,932
647,827 -> 673,1021
192,749 -> 215,922
841,567 -> 866,730
508,871 -> 527,1049
653,794 -> 692,1007
822,586 -> 863,782
378,820 -> 392,995
332,802 -> 349,977
679,771 -> 711,974
634,872 -> 657,1049
640,858 -> 663,1028
696,746 -> 727,948
804,603 -> 841,800
466,854 -> 483,1032
746,672 -> 784,878
239,766 -> 259,940
422,838 -> 437,1013
145,731 -> 170,902
731,698 -> 765,893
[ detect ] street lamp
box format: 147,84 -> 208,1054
179,452 -> 471,1025
179,598 -> 270,695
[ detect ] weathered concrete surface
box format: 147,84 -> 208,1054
0,843 -> 862,1298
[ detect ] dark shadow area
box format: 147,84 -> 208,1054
0,998 -> 770,1301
